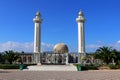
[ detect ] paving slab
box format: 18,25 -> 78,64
26,64 -> 77,71
0,70 -> 120,80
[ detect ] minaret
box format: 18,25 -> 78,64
33,12 -> 42,64
76,10 -> 86,63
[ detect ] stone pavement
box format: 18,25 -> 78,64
0,70 -> 120,80
27,65 -> 77,71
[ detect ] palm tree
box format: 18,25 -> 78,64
4,50 -> 19,64
94,46 -> 113,65
0,53 -> 5,63
111,49 -> 119,65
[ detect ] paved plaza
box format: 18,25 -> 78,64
0,70 -> 120,80
27,65 -> 77,71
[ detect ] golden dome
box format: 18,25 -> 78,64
53,43 -> 69,53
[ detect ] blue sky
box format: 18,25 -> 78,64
0,0 -> 120,52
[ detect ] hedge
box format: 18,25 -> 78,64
74,64 -> 98,71
82,65 -> 98,70
0,64 -> 37,69
0,64 -> 19,69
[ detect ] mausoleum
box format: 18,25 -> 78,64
18,10 -> 87,67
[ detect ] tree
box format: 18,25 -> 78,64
93,46 -> 118,65
0,53 -> 5,63
111,49 -> 120,65
4,50 -> 19,64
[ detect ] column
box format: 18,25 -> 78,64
76,10 -> 86,63
33,12 -> 43,64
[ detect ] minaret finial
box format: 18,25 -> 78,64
76,10 -> 85,23
33,11 -> 42,23
78,10 -> 84,16
36,11 -> 41,17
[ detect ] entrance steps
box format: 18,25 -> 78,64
25,64 -> 77,71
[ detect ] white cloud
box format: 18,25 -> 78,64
86,44 -> 101,49
86,40 -> 120,52
86,44 -> 103,52
41,42 -> 54,52
86,41 -> 104,52
0,41 -> 33,52
1,40 -> 120,53
117,40 -> 120,44
110,40 -> 120,51
0,41 -> 54,52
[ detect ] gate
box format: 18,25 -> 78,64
41,53 -> 67,65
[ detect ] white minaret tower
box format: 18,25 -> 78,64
33,12 -> 42,64
76,10 -> 86,63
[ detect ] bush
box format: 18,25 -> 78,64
109,64 -> 120,69
82,65 -> 98,70
0,64 -> 19,69
81,66 -> 88,70
0,63 -> 37,69
74,64 -> 98,71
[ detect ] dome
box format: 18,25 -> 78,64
36,11 -> 41,16
78,10 -> 84,16
53,43 -> 69,53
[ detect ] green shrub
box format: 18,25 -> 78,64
109,64 -> 120,69
88,65 -> 98,70
82,65 -> 98,70
0,63 -> 37,69
81,66 -> 88,70
0,64 -> 19,69
74,64 -> 98,71
24,64 -> 36,66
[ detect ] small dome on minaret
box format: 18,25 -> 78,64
78,10 -> 84,16
33,11 -> 42,23
36,11 -> 41,17
76,10 -> 85,22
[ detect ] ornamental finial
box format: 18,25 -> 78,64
36,11 -> 41,17
78,10 -> 84,16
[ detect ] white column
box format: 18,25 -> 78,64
34,23 -> 40,53
33,12 -> 43,64
65,53 -> 68,65
76,10 -> 86,63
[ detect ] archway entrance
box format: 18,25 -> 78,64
58,54 -> 62,64
41,53 -> 67,65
